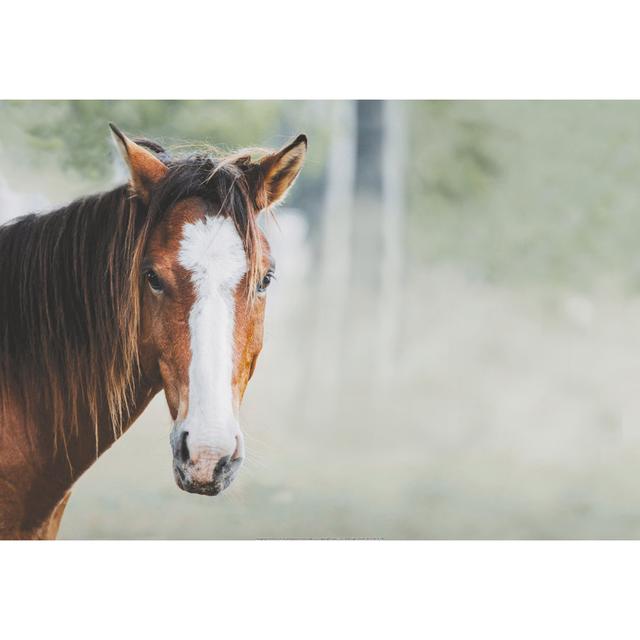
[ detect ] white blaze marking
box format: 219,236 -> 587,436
178,216 -> 246,456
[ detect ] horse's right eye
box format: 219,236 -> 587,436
145,269 -> 163,294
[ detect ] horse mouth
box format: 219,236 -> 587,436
173,457 -> 243,496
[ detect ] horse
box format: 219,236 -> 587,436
0,124 -> 307,539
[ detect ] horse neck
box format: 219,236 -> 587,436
57,369 -> 160,474
0,367 -> 159,538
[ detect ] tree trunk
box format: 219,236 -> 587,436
306,101 -> 357,415
376,101 -> 407,382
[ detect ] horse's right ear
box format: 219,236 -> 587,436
109,123 -> 168,203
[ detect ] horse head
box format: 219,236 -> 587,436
112,125 -> 307,496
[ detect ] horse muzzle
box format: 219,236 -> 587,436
170,424 -> 244,496
173,454 -> 243,496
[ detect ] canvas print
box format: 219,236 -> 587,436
1,101 -> 639,539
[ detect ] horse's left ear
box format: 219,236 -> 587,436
109,123 -> 168,203
253,134 -> 307,210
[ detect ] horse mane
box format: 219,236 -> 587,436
0,141 -> 263,460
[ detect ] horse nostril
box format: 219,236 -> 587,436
211,454 -> 244,490
213,455 -> 230,476
179,431 -> 190,463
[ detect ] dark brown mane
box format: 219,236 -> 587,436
0,144 -> 262,459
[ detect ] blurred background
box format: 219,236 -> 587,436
2,101 -> 640,538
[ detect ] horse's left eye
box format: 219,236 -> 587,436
257,270 -> 274,295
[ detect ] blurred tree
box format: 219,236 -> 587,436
352,100 -> 384,291
309,101 -> 357,403
0,101 -> 281,186
376,101 -> 406,382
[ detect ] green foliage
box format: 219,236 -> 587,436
408,101 -> 640,292
0,100 -> 283,183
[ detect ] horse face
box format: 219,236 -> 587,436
111,124 -> 306,496
141,197 -> 272,496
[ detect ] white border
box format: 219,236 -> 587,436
0,541 -> 639,639
2,0 -> 640,98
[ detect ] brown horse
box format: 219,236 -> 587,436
0,124 -> 307,539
